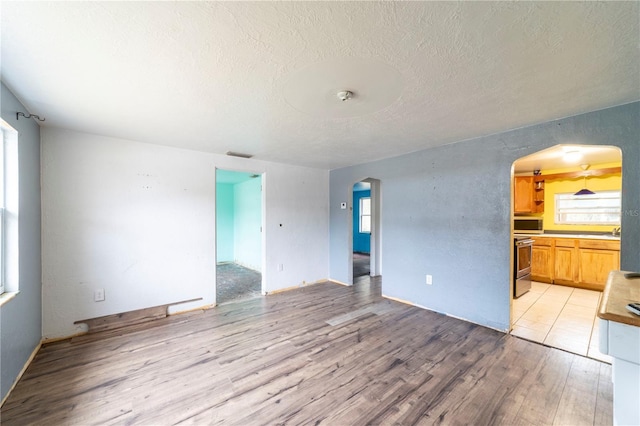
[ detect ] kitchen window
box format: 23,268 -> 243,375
555,191 -> 621,225
359,197 -> 371,233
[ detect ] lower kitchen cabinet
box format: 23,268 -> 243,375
578,240 -> 621,290
531,238 -> 553,283
531,237 -> 620,291
554,240 -> 579,285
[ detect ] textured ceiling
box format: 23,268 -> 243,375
1,2 -> 638,170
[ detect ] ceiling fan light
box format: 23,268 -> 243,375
574,172 -> 595,196
574,188 -> 596,196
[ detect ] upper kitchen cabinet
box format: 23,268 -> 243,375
514,176 -> 544,214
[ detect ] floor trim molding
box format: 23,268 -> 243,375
382,294 -> 507,333
265,280 -> 324,295
1,340 -> 42,407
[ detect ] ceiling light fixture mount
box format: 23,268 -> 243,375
336,90 -> 354,102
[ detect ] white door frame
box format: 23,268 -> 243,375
349,177 -> 382,284
214,168 -> 267,302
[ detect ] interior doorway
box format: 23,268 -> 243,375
350,178 -> 381,283
216,169 -> 264,304
353,181 -> 371,278
509,144 -> 622,362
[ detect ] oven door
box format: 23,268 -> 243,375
514,238 -> 533,298
515,239 -> 533,278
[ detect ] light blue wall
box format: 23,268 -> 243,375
234,177 -> 262,271
353,189 -> 371,253
0,83 -> 42,400
216,183 -> 235,263
330,102 -> 640,331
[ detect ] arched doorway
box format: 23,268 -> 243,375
510,144 -> 621,362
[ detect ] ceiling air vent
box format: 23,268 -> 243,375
226,151 -> 253,159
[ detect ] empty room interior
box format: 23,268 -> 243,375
1,2 -> 639,425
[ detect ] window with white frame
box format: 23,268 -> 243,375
0,127 -> 5,295
0,119 -> 18,298
555,191 -> 621,225
359,197 -> 371,233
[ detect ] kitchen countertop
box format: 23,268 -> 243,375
516,233 -> 620,241
598,271 -> 640,327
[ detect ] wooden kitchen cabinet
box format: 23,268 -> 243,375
531,237 -> 553,283
530,237 -> 620,290
514,177 -> 534,213
578,240 -> 620,291
554,240 -> 579,285
514,176 -> 544,214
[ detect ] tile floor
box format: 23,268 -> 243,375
511,281 -> 612,363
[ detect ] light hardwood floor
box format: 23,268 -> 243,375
1,278 -> 612,425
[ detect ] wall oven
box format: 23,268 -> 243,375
514,236 -> 533,298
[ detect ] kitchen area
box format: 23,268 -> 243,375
511,144 -> 622,362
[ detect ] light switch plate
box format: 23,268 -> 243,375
94,289 -> 105,302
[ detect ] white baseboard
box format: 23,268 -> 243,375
1,340 -> 42,407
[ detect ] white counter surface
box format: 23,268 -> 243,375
516,233 -> 620,241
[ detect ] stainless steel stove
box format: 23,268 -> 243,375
514,236 -> 533,298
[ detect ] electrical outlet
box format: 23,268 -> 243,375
426,275 -> 433,285
94,289 -> 105,302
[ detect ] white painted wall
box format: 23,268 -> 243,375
41,128 -> 329,339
